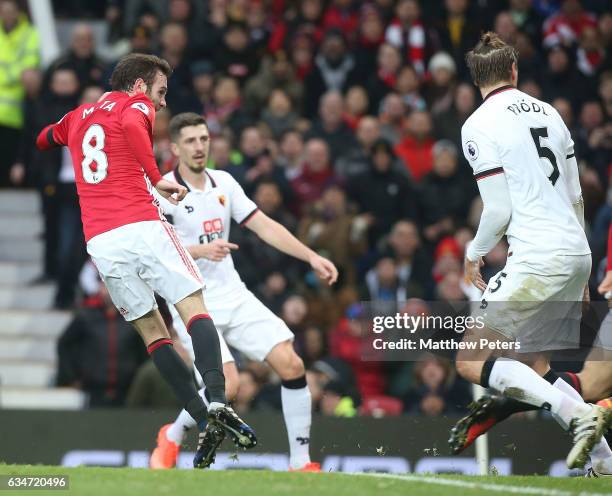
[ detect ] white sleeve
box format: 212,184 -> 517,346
226,174 -> 258,226
152,188 -> 177,219
466,172 -> 512,262
461,120 -> 503,178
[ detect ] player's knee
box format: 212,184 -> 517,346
269,341 -> 305,380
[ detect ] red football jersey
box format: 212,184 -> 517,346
36,91 -> 164,241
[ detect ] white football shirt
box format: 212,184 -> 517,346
155,167 -> 259,300
461,86 -> 590,264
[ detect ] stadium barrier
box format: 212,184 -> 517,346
0,410 -> 576,476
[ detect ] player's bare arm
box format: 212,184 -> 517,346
155,179 -> 187,205
188,239 -> 239,262
246,210 -> 338,285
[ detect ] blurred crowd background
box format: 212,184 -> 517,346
1,0 -> 611,417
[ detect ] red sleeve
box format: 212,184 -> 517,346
607,223 -> 612,271
36,111 -> 72,150
121,96 -> 162,186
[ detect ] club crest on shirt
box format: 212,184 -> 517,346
466,140 -> 479,161
218,195 -> 226,206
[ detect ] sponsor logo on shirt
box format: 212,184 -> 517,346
199,217 -> 225,244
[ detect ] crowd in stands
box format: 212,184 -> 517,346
1,0 -> 611,416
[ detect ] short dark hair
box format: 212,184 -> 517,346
169,112 -> 208,142
465,32 -> 518,88
109,53 -> 172,92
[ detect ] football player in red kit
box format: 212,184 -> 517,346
36,53 -> 255,468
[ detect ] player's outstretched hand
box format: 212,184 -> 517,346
194,239 -> 239,262
598,270 -> 612,300
464,256 -> 487,292
155,179 -> 187,204
310,254 -> 338,286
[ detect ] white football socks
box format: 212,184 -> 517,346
281,384 -> 313,470
166,386 -> 209,444
488,359 -> 591,427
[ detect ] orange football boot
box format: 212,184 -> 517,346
150,424 -> 180,469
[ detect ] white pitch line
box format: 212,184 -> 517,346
348,472 -> 612,496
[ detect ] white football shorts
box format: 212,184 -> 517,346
87,220 -> 204,321
476,253 -> 591,351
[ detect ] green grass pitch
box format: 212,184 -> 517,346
1,465 -> 611,496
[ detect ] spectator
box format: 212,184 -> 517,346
158,22 -> 192,110
385,0 -> 427,76
395,110 -> 435,181
384,220 -> 434,299
552,96 -> 575,129
494,11 -> 519,45
303,29 -> 358,117
214,20 -> 260,86
255,271 -> 290,316
300,326 -> 327,367
379,92 -> 408,144
543,0 -> 598,48
509,0 -> 544,47
366,43 -> 403,113
13,67 -> 80,288
322,0 -> 360,42
423,52 -> 456,116
419,140 -> 476,245
169,59 -> 216,114
433,82 -> 477,148
58,284 -> 147,407
298,184 -> 367,285
231,180 -> 301,287
290,138 -> 336,215
260,89 -> 299,139
336,115 -> 381,179
329,303 -> 386,398
154,108 -> 174,172
230,126 -> 293,198
343,85 -> 369,130
306,90 -> 358,163
276,129 -> 305,180
354,4 -> 385,79
394,64 -> 427,113
404,354 -> 470,415
0,0 -> 39,187
208,135 -> 241,170
206,76 -> 252,137
269,0 -> 324,55
363,256 -> 404,302
47,23 -> 105,89
243,51 -> 304,116
349,138 -> 418,244
432,0 -> 481,77
576,26 -> 606,76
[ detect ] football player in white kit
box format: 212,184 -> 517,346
149,112 -> 338,471
452,32 -> 612,472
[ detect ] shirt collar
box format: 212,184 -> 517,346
173,167 -> 216,193
483,84 -> 515,102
